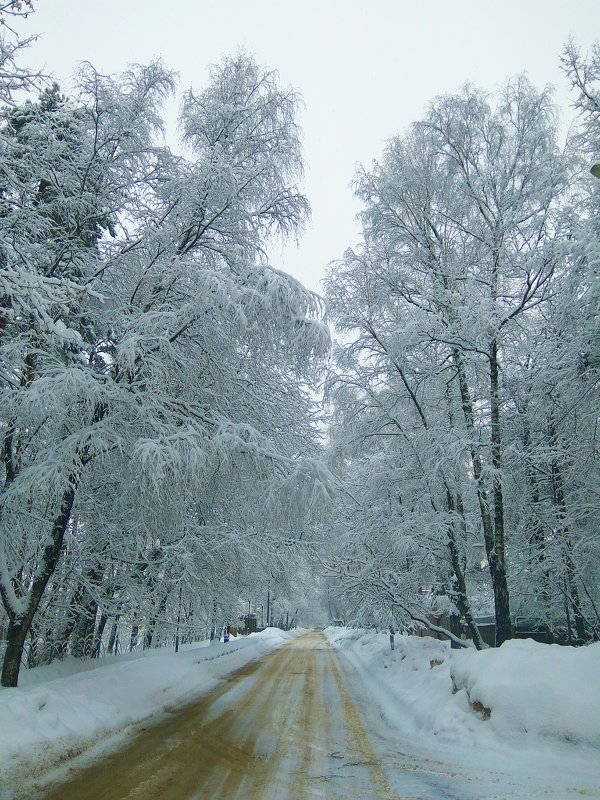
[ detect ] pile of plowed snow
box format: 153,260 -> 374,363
325,627 -> 600,747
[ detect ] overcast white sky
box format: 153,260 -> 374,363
16,1 -> 600,292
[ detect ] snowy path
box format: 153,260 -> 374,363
32,631 -> 466,800
20,630 -> 600,799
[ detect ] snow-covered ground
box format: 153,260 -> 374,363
2,626 -> 599,799
0,628 -> 297,800
327,626 -> 600,798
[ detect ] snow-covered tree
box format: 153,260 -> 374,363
325,75 -> 573,646
0,1 -> 38,107
0,53 -> 329,686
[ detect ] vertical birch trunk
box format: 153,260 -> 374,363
454,349 -> 512,645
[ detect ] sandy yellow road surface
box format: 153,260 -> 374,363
37,631 -> 409,800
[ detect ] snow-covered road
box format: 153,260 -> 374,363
37,632 -> 393,799
6,629 -> 600,799
32,632 -> 474,799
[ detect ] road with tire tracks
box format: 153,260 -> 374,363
39,631 -> 468,800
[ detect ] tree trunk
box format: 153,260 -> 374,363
210,598 -> 218,641
454,350 -> 512,646
1,482 -> 76,687
107,615 -> 120,655
71,559 -> 106,658
130,623 -> 139,652
446,490 -> 486,650
549,415 -> 587,642
57,582 -> 86,657
144,592 -> 168,650
521,416 -> 551,607
443,389 -> 485,650
91,612 -> 108,658
183,602 -> 193,644
72,600 -> 98,659
1,622 -> 29,687
488,338 -> 511,646
26,626 -> 39,669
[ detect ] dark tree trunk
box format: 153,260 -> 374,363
489,338 -> 511,646
210,598 -> 218,641
183,602 -> 193,644
91,612 -> 108,658
1,483 -> 76,687
1,622 -> 29,687
107,615 -> 120,655
564,587 -> 573,644
488,339 -> 513,646
446,490 -> 486,650
144,592 -> 168,650
129,624 -> 139,652
454,350 -> 512,646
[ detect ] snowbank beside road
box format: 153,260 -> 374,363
326,627 -> 472,742
326,626 -> 600,798
0,628 -> 296,799
326,627 -> 600,747
451,637 -> 600,746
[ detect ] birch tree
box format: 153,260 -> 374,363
326,76 -> 569,645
